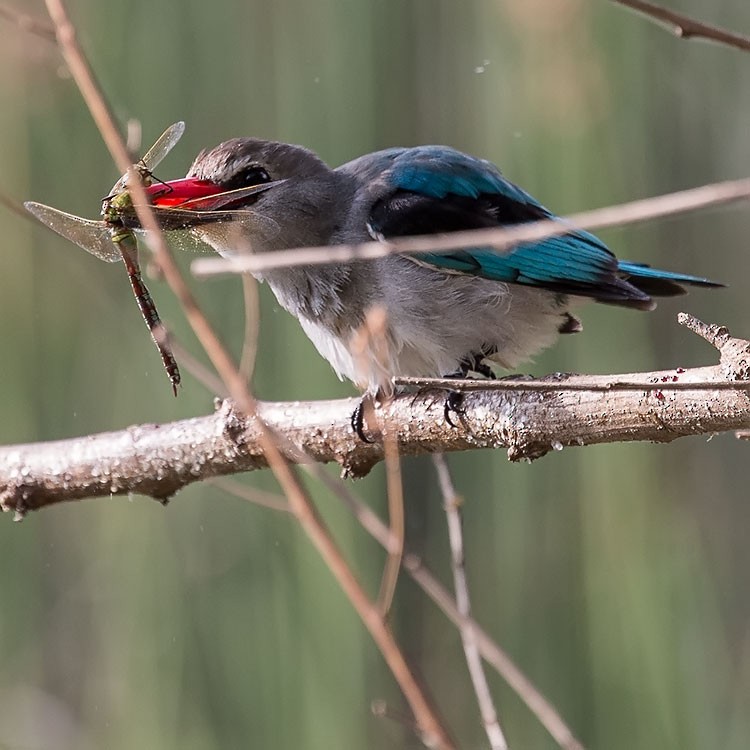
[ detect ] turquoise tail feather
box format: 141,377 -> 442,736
617,261 -> 724,299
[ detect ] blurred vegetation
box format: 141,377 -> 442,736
0,1 -> 749,748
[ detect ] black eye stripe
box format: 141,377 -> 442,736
224,166 -> 271,190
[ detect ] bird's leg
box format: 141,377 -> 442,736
468,359 -> 496,379
441,360 -> 470,428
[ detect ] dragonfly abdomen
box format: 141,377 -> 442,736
112,226 -> 181,395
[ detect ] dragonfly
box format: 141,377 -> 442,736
25,122 -> 281,394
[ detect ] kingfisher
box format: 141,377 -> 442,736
144,139 -> 721,434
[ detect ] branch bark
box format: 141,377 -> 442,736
2,316 -> 749,517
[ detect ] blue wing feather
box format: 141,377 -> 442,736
368,146 -> 720,306
390,146 -> 541,205
416,235 -> 615,286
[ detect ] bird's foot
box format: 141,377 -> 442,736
444,390 -> 467,428
439,352 -> 510,427
351,393 -> 380,443
439,362 -> 481,429
409,384 -> 467,429
351,398 -> 372,443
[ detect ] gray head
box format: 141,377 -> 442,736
161,137 -> 362,324
184,138 -> 349,253
188,138 -> 331,184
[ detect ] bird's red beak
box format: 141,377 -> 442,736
145,177 -> 283,216
145,178 -> 232,210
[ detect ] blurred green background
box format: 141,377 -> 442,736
1,1 -> 749,748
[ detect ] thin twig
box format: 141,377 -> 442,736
0,3 -> 56,41
677,311 -> 730,347
125,118 -> 142,154
614,0 -> 750,53
377,427 -> 405,618
396,377 -> 750,392
42,3 -> 455,745
433,454 -> 509,750
239,273 -> 261,383
352,308 -> 407,618
44,0 -> 250,416
191,176 -> 750,278
208,477 -> 291,513
403,554 -> 585,750
0,188 -> 37,221
165,336 -> 230,397
332,475 -> 585,750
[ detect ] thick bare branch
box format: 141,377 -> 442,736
2,317 -> 749,516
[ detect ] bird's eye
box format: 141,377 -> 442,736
224,166 -> 271,191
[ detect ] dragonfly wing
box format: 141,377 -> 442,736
150,206 -> 280,241
119,208 -> 280,256
24,201 -> 122,262
110,121 -> 186,195
141,121 -> 185,173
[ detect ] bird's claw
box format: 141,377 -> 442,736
351,397 -> 377,443
444,390 -> 466,428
